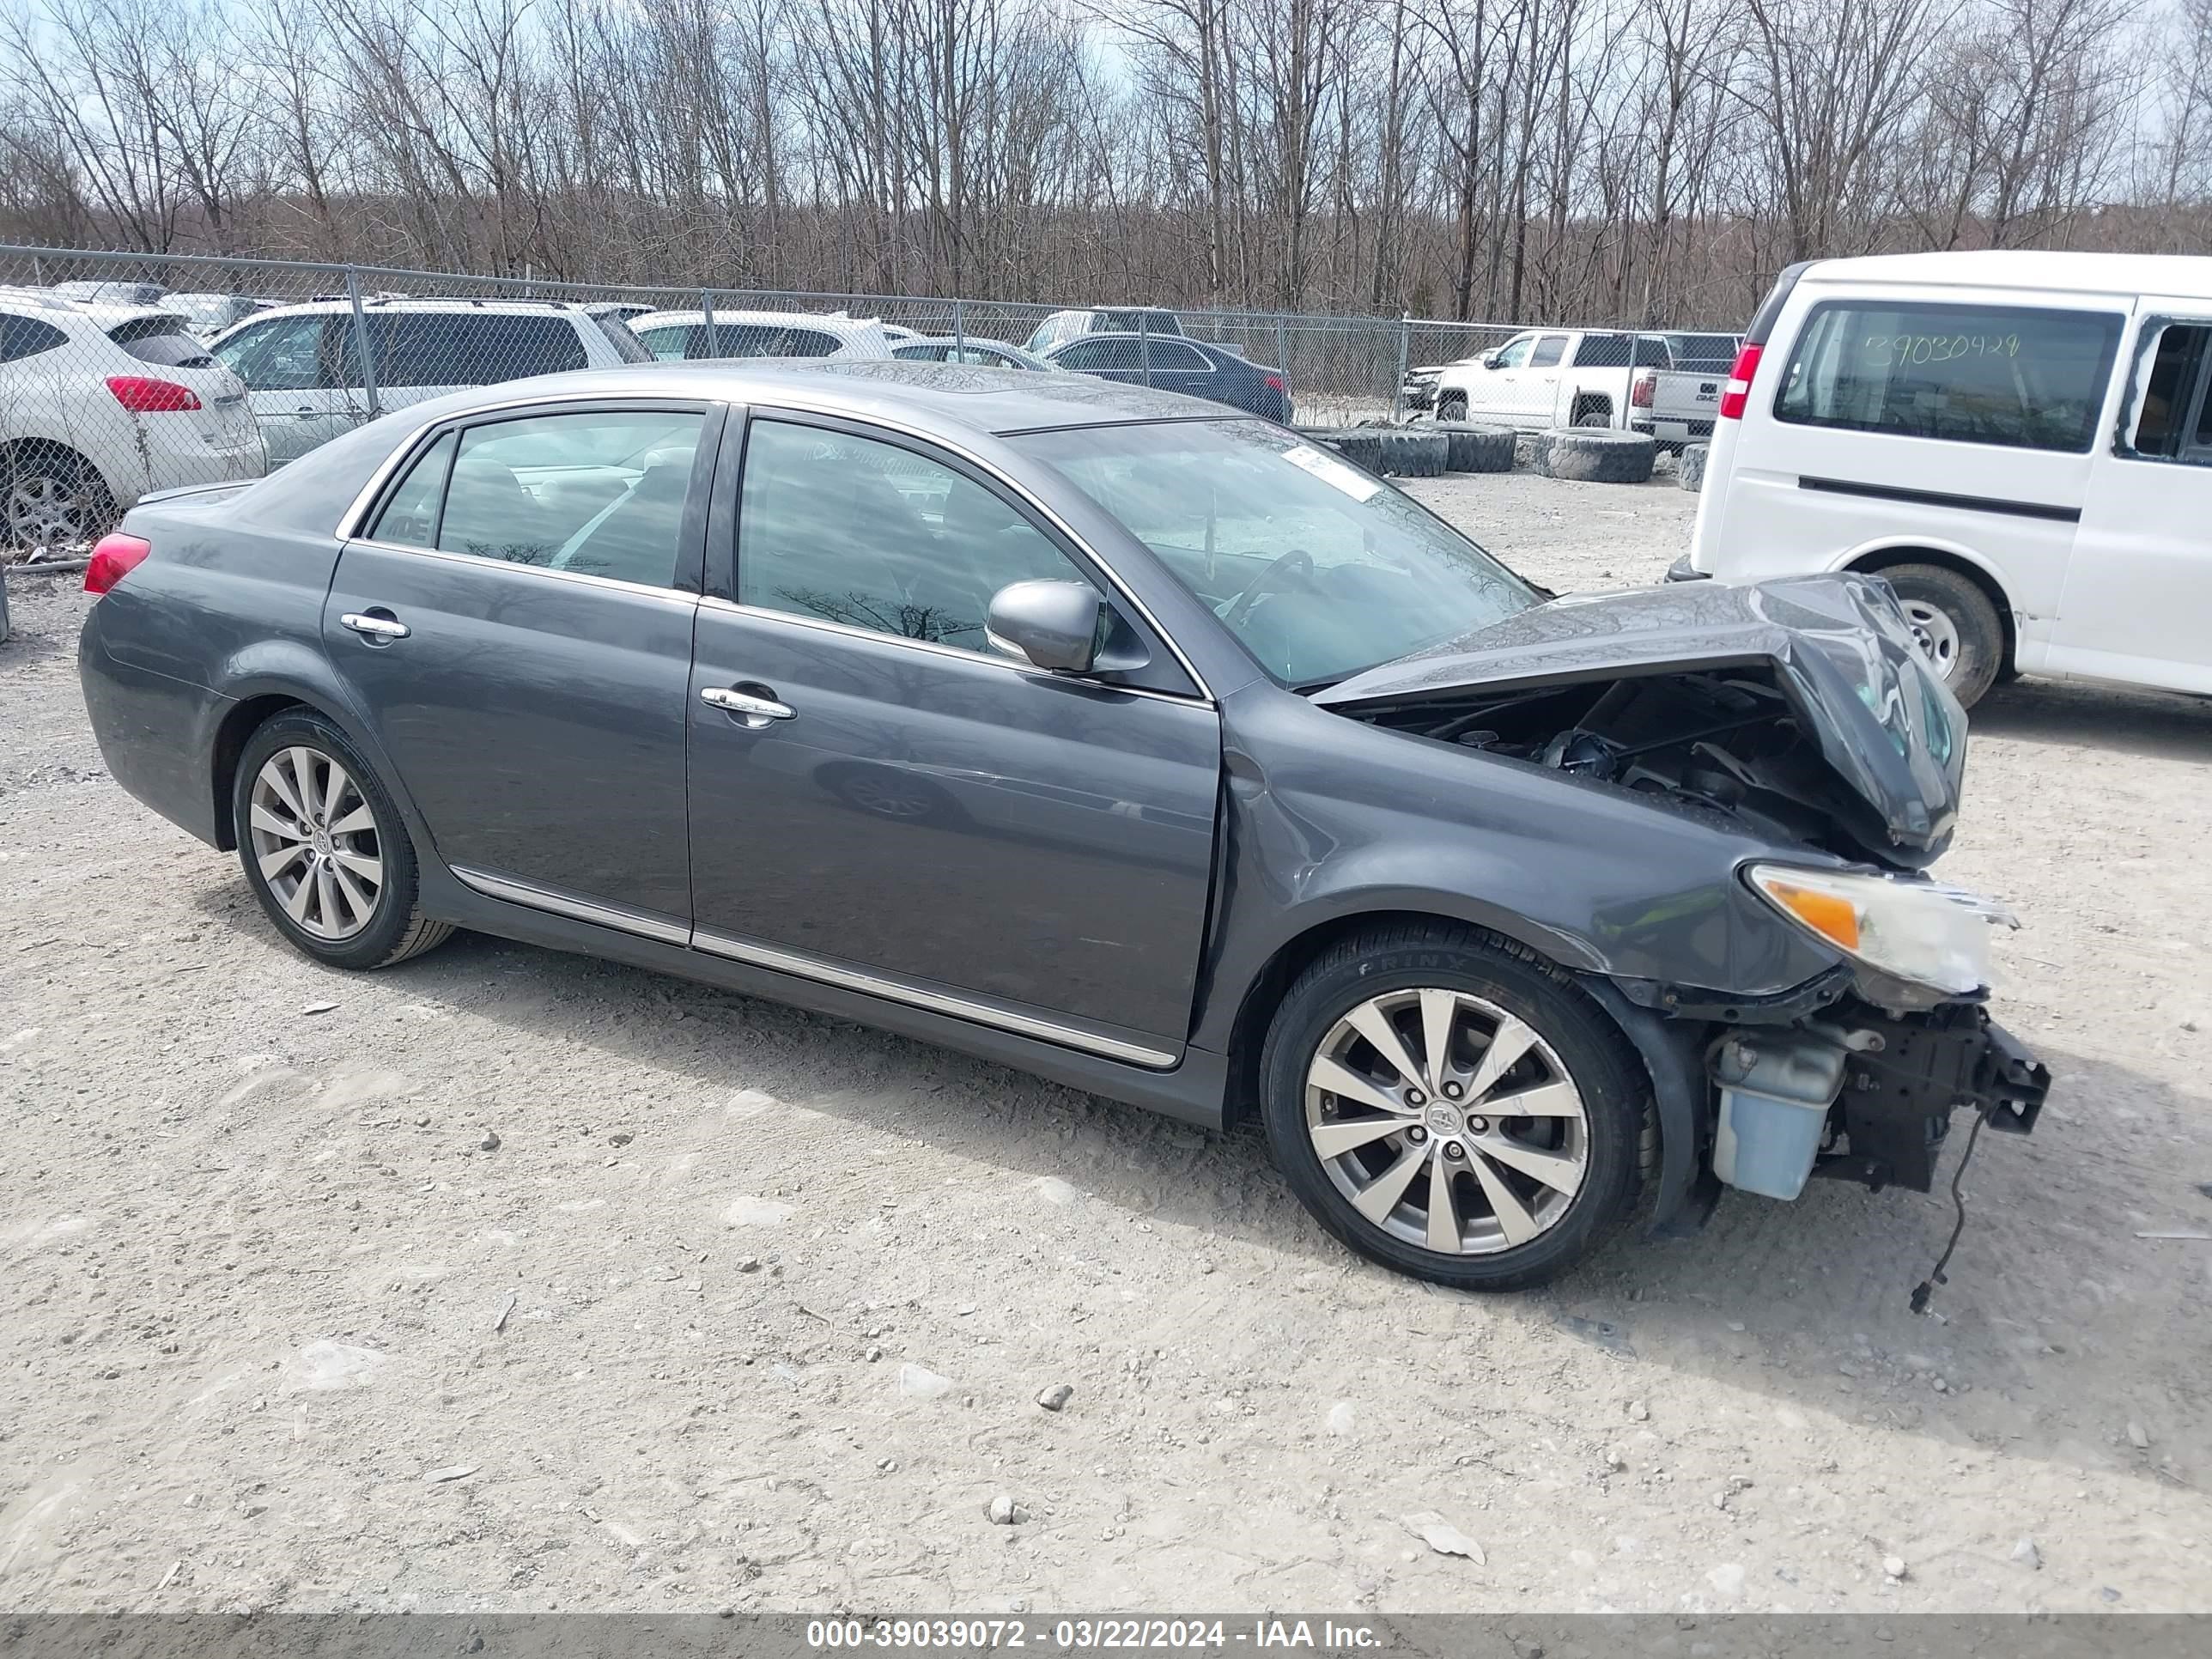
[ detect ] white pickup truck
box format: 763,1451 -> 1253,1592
1425,329 -> 1731,450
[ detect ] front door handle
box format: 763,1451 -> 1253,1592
702,684 -> 795,725
341,611 -> 410,641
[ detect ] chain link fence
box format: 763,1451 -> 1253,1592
0,246 -> 1739,550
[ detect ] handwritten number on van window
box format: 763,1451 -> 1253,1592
1861,333 -> 2021,368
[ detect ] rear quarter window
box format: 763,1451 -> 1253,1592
0,313 -> 68,363
1774,300 -> 2122,453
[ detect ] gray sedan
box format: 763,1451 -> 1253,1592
76,362 -> 2046,1290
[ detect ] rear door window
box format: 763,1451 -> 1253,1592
1775,300 -> 2123,453
433,410 -> 705,586
362,313 -> 591,387
1529,335 -> 1567,368
1149,340 -> 1211,372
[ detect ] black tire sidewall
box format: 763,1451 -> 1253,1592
1437,394 -> 1467,421
233,711 -> 425,969
1260,938 -> 1644,1291
1881,564 -> 2002,708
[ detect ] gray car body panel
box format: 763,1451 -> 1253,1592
83,362 -> 1939,1217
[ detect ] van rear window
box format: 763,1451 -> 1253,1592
1774,301 -> 2121,453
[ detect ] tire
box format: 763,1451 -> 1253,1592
1371,429 -> 1447,478
232,709 -> 454,970
1677,441 -> 1710,492
1259,922 -> 1648,1291
1328,431 -> 1384,472
1435,422 -> 1516,473
1437,392 -> 1468,422
1541,428 -> 1656,484
1,445 -> 114,548
1875,562 -> 2005,708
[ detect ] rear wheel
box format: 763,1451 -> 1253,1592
1877,562 -> 2003,708
1,445 -> 113,546
233,710 -> 453,970
1260,925 -> 1646,1291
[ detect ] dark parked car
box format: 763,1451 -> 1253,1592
1042,333 -> 1292,422
77,363 -> 2046,1290
892,337 -> 1054,371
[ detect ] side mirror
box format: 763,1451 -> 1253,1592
1481,352 -> 1503,369
987,580 -> 1151,677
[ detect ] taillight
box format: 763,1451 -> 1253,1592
1717,343 -> 1763,420
1631,369 -> 1656,409
84,532 -> 152,595
1264,374 -> 1285,392
106,375 -> 203,413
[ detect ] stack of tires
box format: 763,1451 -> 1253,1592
1431,422 -> 1516,474
1536,427 -> 1657,485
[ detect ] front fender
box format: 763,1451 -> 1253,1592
1192,684 -> 1842,1053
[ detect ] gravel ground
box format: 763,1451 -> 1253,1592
3,469 -> 2210,1616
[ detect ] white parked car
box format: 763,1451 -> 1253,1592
0,287 -> 263,544
1680,250 -> 2212,707
628,309 -> 893,362
209,297 -> 648,465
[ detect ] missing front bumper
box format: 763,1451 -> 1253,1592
1815,1005 -> 2050,1193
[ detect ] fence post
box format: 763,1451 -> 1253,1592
1393,313 -> 1411,423
1140,311 -> 1152,387
701,289 -> 716,356
345,267 -> 381,422
953,297 -> 966,357
1276,316 -> 1289,385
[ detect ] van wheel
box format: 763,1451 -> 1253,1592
233,710 -> 454,970
1259,923 -> 1646,1291
1880,563 -> 2002,708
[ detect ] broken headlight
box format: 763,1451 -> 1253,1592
1746,864 -> 2018,996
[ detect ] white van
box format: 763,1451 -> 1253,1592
1679,251 -> 2212,706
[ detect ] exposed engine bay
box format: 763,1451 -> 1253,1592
1348,665 -> 1926,869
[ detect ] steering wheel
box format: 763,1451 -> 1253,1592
1218,548 -> 1316,629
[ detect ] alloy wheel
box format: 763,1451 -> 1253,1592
247,746 -> 385,941
4,473 -> 86,544
1304,988 -> 1589,1255
1900,599 -> 1960,680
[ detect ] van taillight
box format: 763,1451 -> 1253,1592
106,375 -> 202,413
84,533 -> 152,595
1717,343 -> 1763,420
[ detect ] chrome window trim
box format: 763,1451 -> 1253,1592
742,403 -> 1218,702
691,927 -> 1180,1070
345,537 -> 704,606
694,595 -> 1211,707
452,865 -> 690,946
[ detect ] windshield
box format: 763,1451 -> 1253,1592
1012,419 -> 1541,686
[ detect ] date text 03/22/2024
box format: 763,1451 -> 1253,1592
804,1619 -> 1384,1650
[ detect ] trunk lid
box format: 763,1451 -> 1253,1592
1316,573 -> 1967,862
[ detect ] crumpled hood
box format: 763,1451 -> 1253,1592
1316,573 -> 1968,857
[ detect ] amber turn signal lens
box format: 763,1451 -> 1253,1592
1759,878 -> 1861,951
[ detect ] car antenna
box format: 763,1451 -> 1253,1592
1910,1109 -> 1987,1316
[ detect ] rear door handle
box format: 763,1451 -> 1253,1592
701,685 -> 794,724
341,611 -> 410,641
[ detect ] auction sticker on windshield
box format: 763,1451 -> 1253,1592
1281,443 -> 1382,501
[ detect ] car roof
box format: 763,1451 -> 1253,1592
628,309 -> 887,338
1802,249 -> 2212,300
369,358 -> 1242,437
240,296 -> 590,318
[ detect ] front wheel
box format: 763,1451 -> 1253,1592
1259,924 -> 1647,1291
1436,392 -> 1467,422
233,710 -> 454,970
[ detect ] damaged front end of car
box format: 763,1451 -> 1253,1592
1316,572 -> 2051,1230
